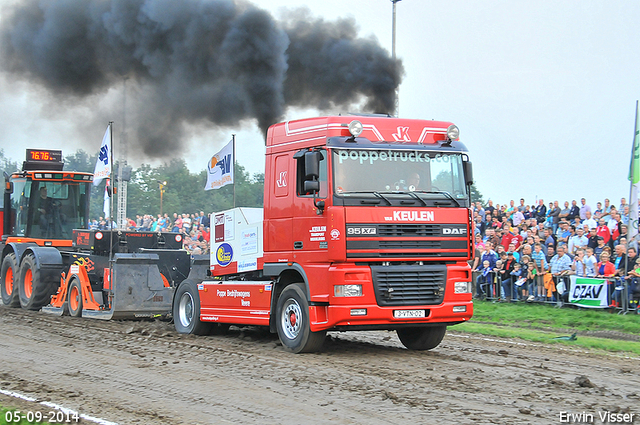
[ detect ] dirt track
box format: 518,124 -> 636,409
0,306 -> 638,424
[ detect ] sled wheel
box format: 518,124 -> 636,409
173,279 -> 211,335
396,326 -> 447,350
1,254 -> 20,307
67,278 -> 83,317
276,283 -> 326,353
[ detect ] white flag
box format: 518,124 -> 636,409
204,139 -> 234,191
104,178 -> 110,217
93,124 -> 111,186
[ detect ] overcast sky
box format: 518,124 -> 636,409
0,0 -> 638,210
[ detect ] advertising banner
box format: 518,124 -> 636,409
569,276 -> 609,308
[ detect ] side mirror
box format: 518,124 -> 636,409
463,161 -> 474,186
304,151 -> 323,180
4,171 -> 12,194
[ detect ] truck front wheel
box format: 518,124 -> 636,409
396,326 -> 447,350
173,279 -> 211,335
275,284 -> 326,353
1,254 -> 20,307
18,253 -> 53,310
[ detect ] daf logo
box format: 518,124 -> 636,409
443,227 -> 466,235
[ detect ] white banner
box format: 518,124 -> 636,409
93,124 -> 111,186
204,139 -> 234,191
103,178 -> 110,218
569,276 -> 609,308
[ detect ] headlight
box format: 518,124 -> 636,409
446,124 -> 459,141
334,284 -> 363,297
454,281 -> 471,294
348,120 -> 363,137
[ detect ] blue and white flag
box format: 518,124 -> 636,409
204,139 -> 234,191
93,124 -> 111,187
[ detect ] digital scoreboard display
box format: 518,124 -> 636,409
23,149 -> 64,171
26,149 -> 63,163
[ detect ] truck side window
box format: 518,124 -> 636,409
296,149 -> 327,198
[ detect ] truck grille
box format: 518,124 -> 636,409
345,223 -> 469,259
371,264 -> 446,307
378,224 -> 440,237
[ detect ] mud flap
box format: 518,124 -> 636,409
83,253 -> 174,320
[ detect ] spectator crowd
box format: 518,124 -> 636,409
89,212 -> 211,255
470,197 -> 639,311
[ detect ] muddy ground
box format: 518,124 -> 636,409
0,306 -> 638,425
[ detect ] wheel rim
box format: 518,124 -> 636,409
5,267 -> 13,295
281,298 -> 302,340
24,268 -> 33,299
178,292 -> 194,328
69,284 -> 80,312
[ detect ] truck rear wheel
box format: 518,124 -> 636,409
18,253 -> 53,310
275,284 -> 326,353
67,278 -> 83,317
396,326 -> 447,350
173,279 -> 211,335
1,254 -> 20,307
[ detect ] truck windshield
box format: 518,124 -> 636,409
332,149 -> 468,200
14,180 -> 89,238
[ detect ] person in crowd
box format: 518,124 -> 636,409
595,251 -> 616,278
545,244 -> 556,263
594,202 -> 604,219
569,227 -> 588,256
583,211 -> 597,230
571,248 -> 587,277
512,208 -> 525,226
544,228 -> 557,250
172,213 -> 182,233
556,221 -> 571,245
596,218 -> 611,245
549,201 -> 561,233
475,260 -> 493,298
182,213 -> 192,234
525,262 -> 537,302
594,236 -> 607,260
549,244 -> 572,306
507,243 -> 520,261
579,198 -> 591,220
584,247 -> 598,277
559,201 -> 570,222
534,199 -> 547,224
603,198 -> 612,215
474,233 -> 485,251
510,263 -> 526,301
499,252 -> 518,302
621,205 -> 630,226
501,223 -> 523,252
568,200 -> 580,223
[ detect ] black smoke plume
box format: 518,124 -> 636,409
0,0 -> 402,158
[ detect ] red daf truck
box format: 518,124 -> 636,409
174,115 -> 475,353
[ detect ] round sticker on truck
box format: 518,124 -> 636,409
216,243 -> 233,266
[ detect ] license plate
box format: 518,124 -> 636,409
393,309 -> 425,318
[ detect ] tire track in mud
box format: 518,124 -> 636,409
1,306 -> 638,424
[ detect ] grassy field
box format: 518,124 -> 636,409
456,300 -> 640,355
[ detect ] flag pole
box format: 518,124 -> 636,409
625,101 -> 639,313
232,133 -> 236,209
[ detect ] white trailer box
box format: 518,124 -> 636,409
210,208 -> 263,273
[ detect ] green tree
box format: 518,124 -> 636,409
0,149 -> 19,175
469,183 -> 484,204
